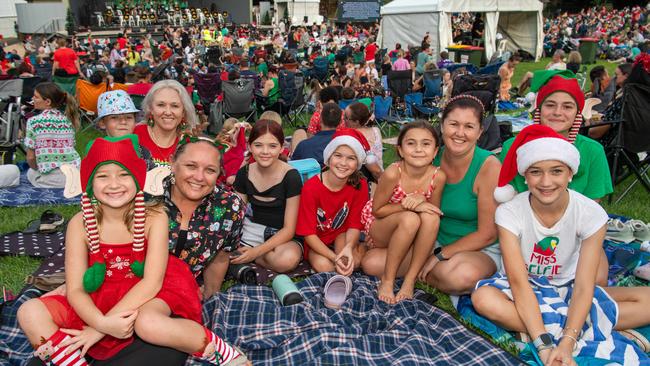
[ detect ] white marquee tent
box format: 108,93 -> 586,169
379,0 -> 544,61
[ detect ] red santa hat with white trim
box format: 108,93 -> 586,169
323,128 -> 377,168
494,124 -> 580,203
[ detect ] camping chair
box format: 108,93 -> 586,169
193,71 -> 222,109
52,75 -> 79,97
76,79 -> 111,129
478,61 -> 505,75
582,79 -> 650,204
34,63 -> 52,82
443,63 -> 479,75
387,70 -> 413,118
277,69 -> 308,128
0,79 -> 24,164
422,70 -> 443,100
339,99 -> 357,110
311,56 -> 329,83
452,74 -> 503,150
19,76 -> 42,105
405,92 -> 439,120
373,95 -> 403,135
222,78 -> 256,122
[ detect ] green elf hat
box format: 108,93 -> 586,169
530,69 -> 585,143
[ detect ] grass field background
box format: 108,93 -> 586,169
0,58 -> 645,354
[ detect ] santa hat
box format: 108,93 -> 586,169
323,128 -> 377,169
530,70 -> 585,143
78,135 -> 148,292
494,124 -> 580,203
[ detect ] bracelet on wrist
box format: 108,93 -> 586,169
559,334 -> 578,351
563,327 -> 580,336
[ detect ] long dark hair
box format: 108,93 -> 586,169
34,82 -> 80,130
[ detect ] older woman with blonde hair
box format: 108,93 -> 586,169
135,79 -> 199,167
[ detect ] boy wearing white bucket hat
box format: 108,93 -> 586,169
95,90 -> 154,169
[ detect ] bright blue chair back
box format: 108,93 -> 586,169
373,95 -> 392,120
404,93 -> 423,117
423,73 -> 442,99
339,99 -> 356,110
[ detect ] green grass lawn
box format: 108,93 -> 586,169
0,58 -> 647,357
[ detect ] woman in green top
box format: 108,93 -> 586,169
262,66 -> 280,107
498,70 -> 613,286
418,95 -> 502,295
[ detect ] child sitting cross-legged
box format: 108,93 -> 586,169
471,125 -> 650,366
296,129 -> 370,276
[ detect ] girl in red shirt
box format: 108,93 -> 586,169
296,129 -> 370,276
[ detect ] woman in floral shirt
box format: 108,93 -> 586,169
164,136 -> 245,299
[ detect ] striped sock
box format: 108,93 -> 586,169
193,327 -> 241,365
35,330 -> 89,366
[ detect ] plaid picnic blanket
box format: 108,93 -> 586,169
192,272 -> 524,366
0,287 -> 42,365
1,274 -> 523,365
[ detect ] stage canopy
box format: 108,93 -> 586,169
379,0 -> 544,61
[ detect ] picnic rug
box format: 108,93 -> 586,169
0,171 -> 78,207
191,272 -> 524,365
0,274 -> 524,365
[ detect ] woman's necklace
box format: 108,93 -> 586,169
148,125 -> 176,159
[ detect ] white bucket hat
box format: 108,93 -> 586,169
94,90 -> 139,124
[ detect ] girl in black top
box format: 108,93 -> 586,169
232,120 -> 303,273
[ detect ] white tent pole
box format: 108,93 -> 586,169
438,11 -> 452,56
485,11 -> 499,61
536,10 -> 544,61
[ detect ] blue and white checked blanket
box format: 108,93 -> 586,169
192,273 -> 523,365
1,275 -> 523,365
0,172 -> 78,207
476,273 -> 649,366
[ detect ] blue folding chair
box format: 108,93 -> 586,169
312,56 -> 329,83
405,92 -> 439,120
404,93 -> 422,118
423,71 -> 443,100
478,61 -> 505,75
373,95 -> 399,134
339,99 -> 356,110
444,63 -> 479,75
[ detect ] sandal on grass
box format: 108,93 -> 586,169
324,274 -> 352,310
39,210 -> 65,232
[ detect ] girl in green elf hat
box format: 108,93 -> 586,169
17,135 -> 248,366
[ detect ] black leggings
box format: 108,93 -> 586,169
26,336 -> 188,366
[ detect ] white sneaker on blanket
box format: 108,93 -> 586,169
606,218 -> 635,244
628,220 -> 650,242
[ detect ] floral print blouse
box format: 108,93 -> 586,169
163,177 -> 245,276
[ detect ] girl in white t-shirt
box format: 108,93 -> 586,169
471,125 -> 650,366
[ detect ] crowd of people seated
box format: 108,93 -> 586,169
1,7 -> 650,364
